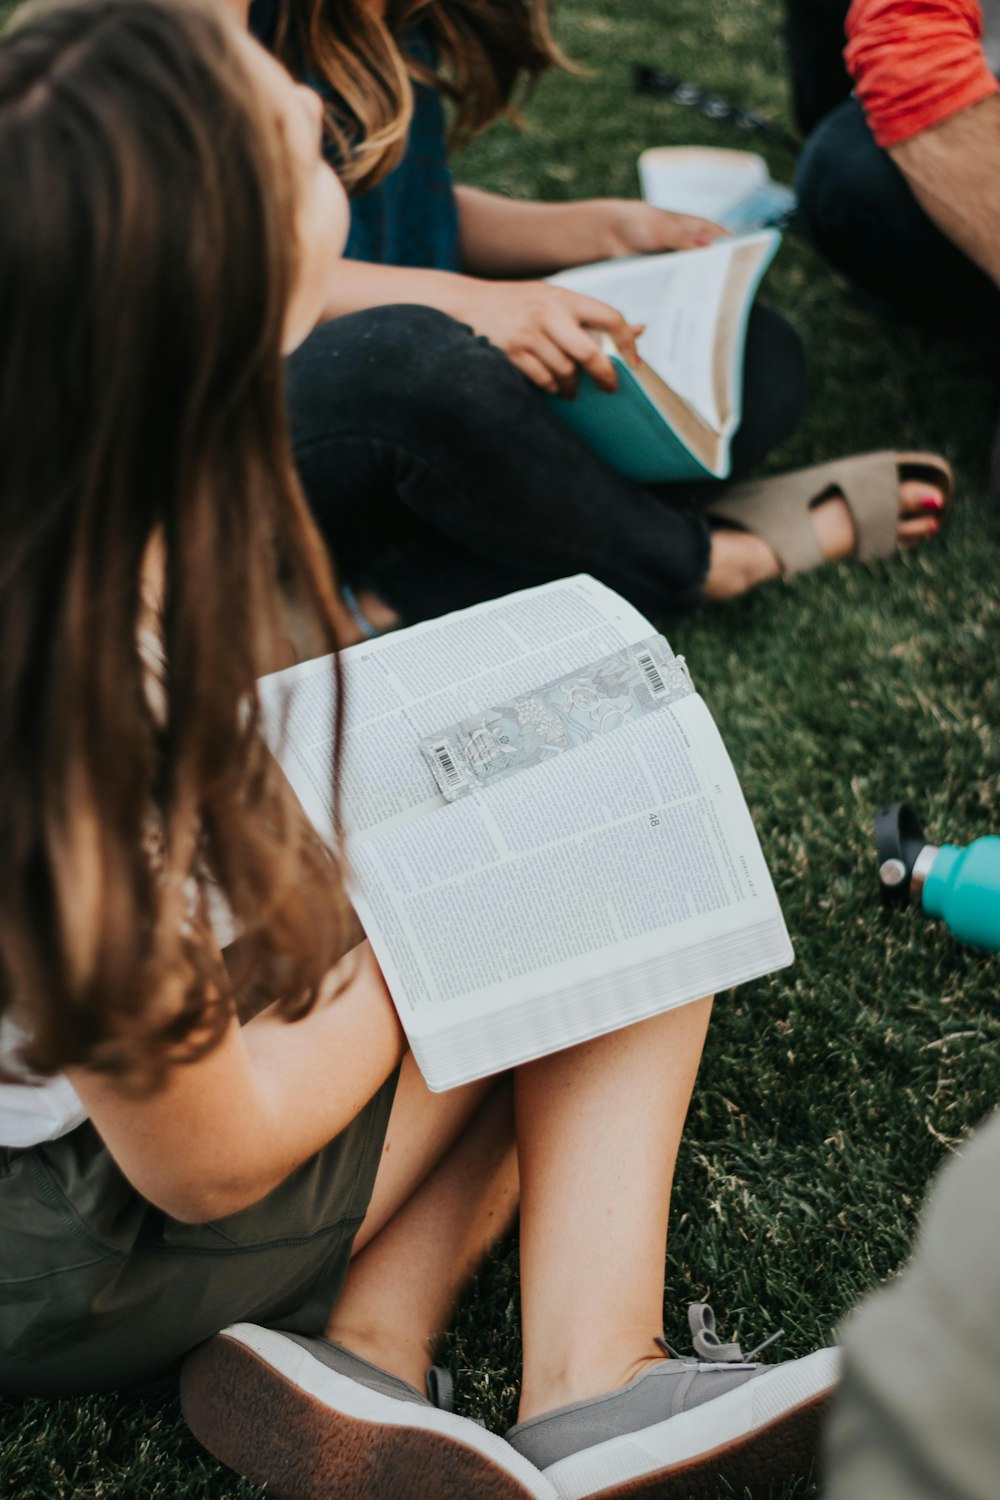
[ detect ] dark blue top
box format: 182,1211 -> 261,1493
249,2 -> 461,272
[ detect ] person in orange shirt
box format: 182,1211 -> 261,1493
790,0 -> 1000,333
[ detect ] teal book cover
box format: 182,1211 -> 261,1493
545,231 -> 780,485
546,364 -> 714,484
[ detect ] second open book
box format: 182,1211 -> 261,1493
259,577 -> 792,1091
547,229 -> 779,484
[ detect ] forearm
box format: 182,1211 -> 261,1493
237,946 -> 405,1193
455,187 -> 724,278
455,187 -> 607,277
71,941 -> 406,1222
322,256 -> 480,324
890,96 -> 1000,286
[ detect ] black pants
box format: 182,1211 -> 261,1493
788,1 -> 1000,334
784,0 -> 853,135
286,303 -> 805,625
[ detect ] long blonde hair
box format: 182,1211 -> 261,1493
0,0 -> 352,1087
274,0 -> 569,193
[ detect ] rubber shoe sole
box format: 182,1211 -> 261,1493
180,1323 -> 560,1500
540,1346 -> 840,1500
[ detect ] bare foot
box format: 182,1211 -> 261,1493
356,589 -> 402,633
334,586 -> 402,646
703,477 -> 946,602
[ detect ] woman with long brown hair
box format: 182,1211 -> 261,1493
0,1 -> 837,1495
245,0 -> 949,640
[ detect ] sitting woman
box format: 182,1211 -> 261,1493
243,0 -> 951,638
0,1 -> 837,1497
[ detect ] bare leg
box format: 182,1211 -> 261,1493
179,1057 -> 525,1498
515,998 -> 713,1422
326,999 -> 711,1415
182,998 -> 834,1500
327,1057 -> 518,1390
335,586 -> 402,646
351,1054 -> 496,1254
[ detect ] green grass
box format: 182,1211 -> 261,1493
2,0 -> 999,1495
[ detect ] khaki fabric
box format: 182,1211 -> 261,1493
825,1110 -> 1000,1500
0,1070 -> 397,1397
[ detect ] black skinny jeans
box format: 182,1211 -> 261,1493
784,0 -> 853,136
286,302 -> 805,624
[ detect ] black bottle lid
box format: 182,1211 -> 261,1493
874,803 -> 928,908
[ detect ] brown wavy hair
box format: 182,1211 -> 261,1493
0,0 -> 352,1087
274,0 -> 570,193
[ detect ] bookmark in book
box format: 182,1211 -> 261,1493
421,634 -> 694,802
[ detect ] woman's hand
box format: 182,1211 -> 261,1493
454,188 -> 729,280
571,198 -> 728,261
455,279 -> 643,395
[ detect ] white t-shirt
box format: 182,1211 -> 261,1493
0,1017 -> 87,1148
0,867 -> 239,1150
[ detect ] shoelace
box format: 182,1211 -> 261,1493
428,1304 -> 784,1417
654,1303 -> 785,1364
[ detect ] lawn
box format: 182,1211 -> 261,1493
2,0 -> 998,1496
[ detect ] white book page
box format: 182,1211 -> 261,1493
349,692 -> 788,1041
634,250 -> 730,431
638,147 -> 766,220
550,235 -> 769,434
258,576 -> 653,842
549,247 -> 727,430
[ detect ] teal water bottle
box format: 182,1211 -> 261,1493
875,803 -> 1000,953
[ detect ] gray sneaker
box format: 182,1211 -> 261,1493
181,1322 -> 560,1500
505,1305 -> 840,1499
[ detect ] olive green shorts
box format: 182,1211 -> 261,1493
0,1070 -> 397,1397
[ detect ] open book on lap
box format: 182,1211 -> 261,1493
546,231 -> 780,484
259,577 -> 792,1091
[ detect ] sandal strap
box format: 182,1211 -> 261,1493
706,452 -> 905,576
707,472 -> 826,576
340,582 -> 381,641
822,451 -> 899,561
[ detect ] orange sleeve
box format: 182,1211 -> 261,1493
845,0 -> 999,147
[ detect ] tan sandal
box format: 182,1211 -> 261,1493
705,451 -> 954,577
